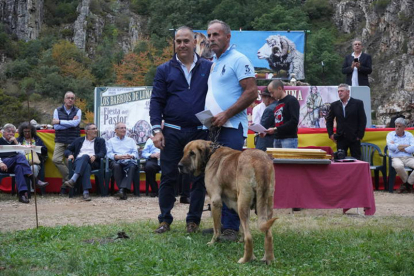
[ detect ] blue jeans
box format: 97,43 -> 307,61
217,125 -> 244,231
274,138 -> 298,149
158,127 -> 209,225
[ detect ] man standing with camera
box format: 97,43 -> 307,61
326,84 -> 367,160
342,39 -> 372,87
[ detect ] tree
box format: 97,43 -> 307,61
114,40 -> 173,86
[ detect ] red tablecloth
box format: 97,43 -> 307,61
273,160 -> 376,215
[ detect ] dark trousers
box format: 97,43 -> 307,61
110,161 -> 137,190
2,154 -> 32,193
217,125 -> 244,231
73,155 -> 99,191
337,137 -> 362,160
177,173 -> 190,198
158,127 -> 208,225
144,158 -> 161,195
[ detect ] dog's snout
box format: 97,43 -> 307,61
178,163 -> 184,173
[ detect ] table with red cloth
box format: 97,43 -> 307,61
273,160 -> 376,215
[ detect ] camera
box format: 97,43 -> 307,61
353,58 -> 359,62
334,149 -> 346,160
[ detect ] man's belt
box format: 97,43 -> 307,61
164,123 -> 203,131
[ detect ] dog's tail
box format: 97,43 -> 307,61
259,217 -> 278,232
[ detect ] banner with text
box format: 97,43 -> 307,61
94,87 -> 152,146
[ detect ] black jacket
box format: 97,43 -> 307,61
342,52 -> 372,87
64,137 -> 106,168
326,97 -> 367,142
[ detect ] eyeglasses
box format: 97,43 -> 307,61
116,127 -> 127,130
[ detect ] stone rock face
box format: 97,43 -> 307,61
332,0 -> 414,126
73,0 -> 90,51
0,0 -> 43,41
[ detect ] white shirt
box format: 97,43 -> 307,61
252,102 -> 266,125
176,53 -> 197,86
351,52 -> 359,86
78,138 -> 95,158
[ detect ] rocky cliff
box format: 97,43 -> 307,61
333,0 -> 414,125
1,0 -> 413,125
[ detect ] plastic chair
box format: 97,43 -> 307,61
68,158 -> 106,197
360,142 -> 387,190
384,145 -> 413,193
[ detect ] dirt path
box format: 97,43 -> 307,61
1,191 -> 413,232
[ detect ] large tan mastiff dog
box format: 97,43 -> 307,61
178,140 -> 277,264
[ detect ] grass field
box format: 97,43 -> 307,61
1,214 -> 413,275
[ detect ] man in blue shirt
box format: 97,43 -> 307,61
52,91 -> 81,189
205,20 -> 257,241
141,137 -> 160,197
386,117 -> 414,193
106,122 -> 139,200
150,26 -> 212,234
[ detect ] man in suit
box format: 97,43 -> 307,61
326,83 -> 367,160
62,123 -> 106,201
342,40 -> 372,87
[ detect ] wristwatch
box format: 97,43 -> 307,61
152,128 -> 162,135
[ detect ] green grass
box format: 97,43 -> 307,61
0,216 -> 413,276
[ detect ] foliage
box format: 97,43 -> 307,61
0,216 -> 413,275
114,40 -> 173,86
253,5 -> 310,31
75,98 -> 95,125
303,0 -> 334,20
4,59 -> 32,79
0,89 -> 40,126
305,28 -> 343,85
44,0 -> 80,26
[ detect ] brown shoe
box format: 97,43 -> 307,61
154,222 -> 170,234
186,222 -> 199,233
397,183 -> 410,194
62,179 -> 75,189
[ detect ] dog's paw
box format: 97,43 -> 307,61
261,256 -> 274,265
207,241 -> 215,246
238,257 -> 253,264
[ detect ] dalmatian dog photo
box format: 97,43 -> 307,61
257,35 -> 304,79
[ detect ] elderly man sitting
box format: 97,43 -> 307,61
62,123 -> 107,201
142,137 -> 161,197
386,117 -> 414,193
106,122 -> 139,200
0,123 -> 48,203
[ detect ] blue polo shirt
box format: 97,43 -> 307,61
205,45 -> 255,137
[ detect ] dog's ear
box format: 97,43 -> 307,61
199,141 -> 211,169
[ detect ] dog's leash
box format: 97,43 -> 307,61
209,126 -> 221,155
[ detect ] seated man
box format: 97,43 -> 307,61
386,117 -> 414,193
0,123 -> 48,203
106,122 -> 139,200
62,123 -> 107,201
141,137 -> 160,197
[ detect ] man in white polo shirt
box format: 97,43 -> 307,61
205,19 -> 258,241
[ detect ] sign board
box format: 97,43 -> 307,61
94,87 -> 152,146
